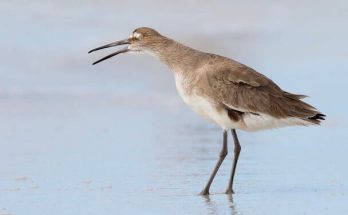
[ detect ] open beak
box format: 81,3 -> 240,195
88,39 -> 130,65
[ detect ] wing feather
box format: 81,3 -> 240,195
206,62 -> 324,123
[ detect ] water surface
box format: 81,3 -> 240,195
0,0 -> 347,214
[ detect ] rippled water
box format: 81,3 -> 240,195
0,0 -> 347,214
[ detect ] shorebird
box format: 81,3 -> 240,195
88,27 -> 325,195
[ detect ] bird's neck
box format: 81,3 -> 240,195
147,37 -> 207,74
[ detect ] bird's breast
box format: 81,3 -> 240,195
174,72 -> 203,108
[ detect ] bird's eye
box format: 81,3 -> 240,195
133,32 -> 142,39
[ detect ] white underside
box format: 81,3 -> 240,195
174,74 -> 312,131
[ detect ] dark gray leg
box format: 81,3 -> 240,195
225,129 -> 241,194
200,130 -> 228,195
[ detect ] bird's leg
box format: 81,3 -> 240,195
225,129 -> 241,194
200,130 -> 228,195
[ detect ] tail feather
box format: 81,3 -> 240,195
280,91 -> 325,125
308,113 -> 326,121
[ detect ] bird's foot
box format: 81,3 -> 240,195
199,189 -> 210,196
225,189 -> 235,194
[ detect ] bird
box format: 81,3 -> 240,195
88,27 -> 325,195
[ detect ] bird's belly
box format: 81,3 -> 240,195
175,89 -> 239,129
180,93 -> 237,128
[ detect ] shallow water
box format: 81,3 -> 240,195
1,0 -> 348,214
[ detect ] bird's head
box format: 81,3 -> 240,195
89,27 -> 162,65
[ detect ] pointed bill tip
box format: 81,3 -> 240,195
92,58 -> 104,65
88,48 -> 99,54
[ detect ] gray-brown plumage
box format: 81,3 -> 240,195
89,27 -> 325,195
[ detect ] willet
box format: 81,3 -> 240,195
88,27 -> 325,195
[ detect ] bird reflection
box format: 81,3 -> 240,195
201,193 -> 238,215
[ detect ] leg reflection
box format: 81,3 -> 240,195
201,193 -> 238,215
227,194 -> 238,214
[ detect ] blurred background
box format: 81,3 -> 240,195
0,0 -> 347,214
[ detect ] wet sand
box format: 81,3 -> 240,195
1,0 -> 347,214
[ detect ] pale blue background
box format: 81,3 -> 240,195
0,0 -> 347,214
